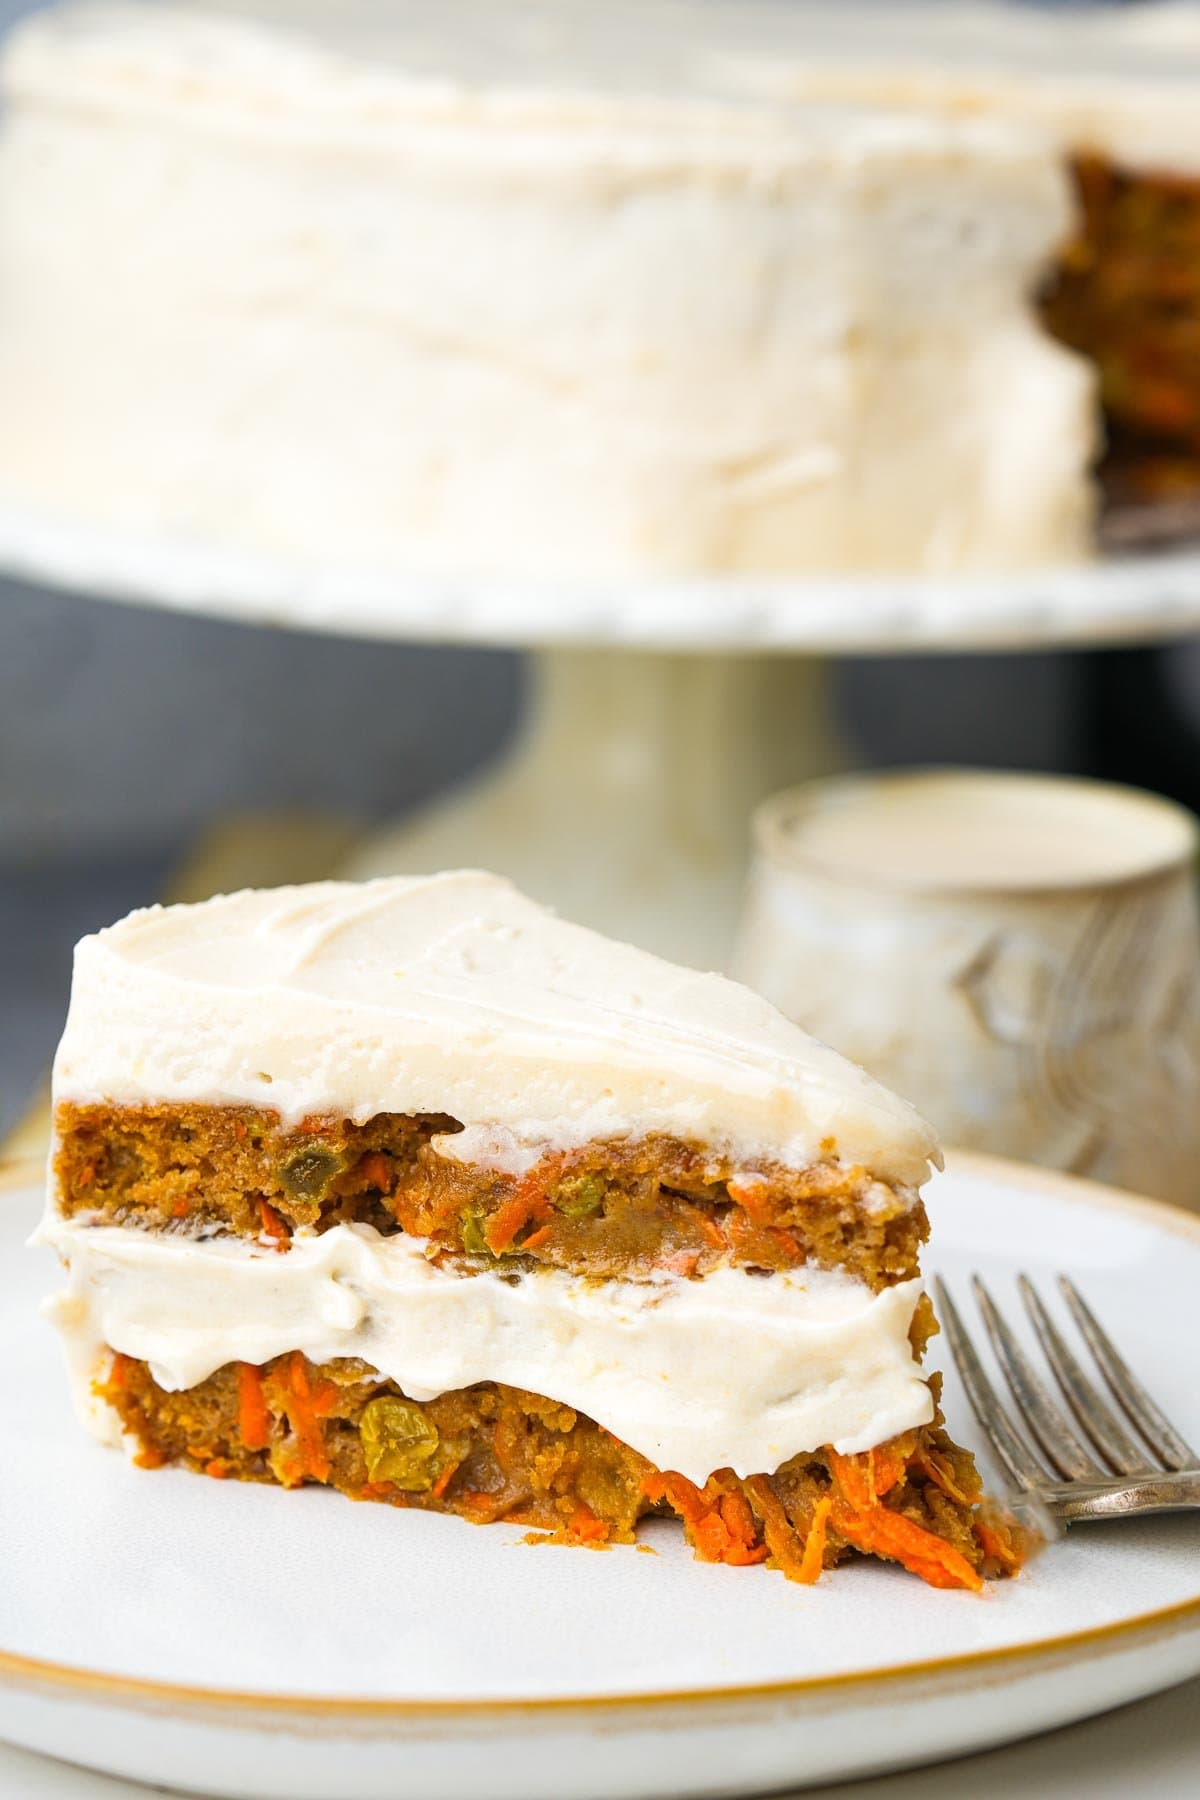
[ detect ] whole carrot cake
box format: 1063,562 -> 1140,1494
39,872 -> 1017,1589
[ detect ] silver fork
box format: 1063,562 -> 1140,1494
933,1273 -> 1200,1529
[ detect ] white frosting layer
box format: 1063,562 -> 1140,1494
0,1 -> 1093,578
713,2 -> 1200,179
39,1217 -> 932,1483
51,872 -> 939,1188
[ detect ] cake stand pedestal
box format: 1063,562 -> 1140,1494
342,649 -> 848,967
2,496 -> 1199,967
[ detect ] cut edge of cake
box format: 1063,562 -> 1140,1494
39,872 -> 1026,1590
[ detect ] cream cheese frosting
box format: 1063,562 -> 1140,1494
0,0 -> 1093,579
38,1217 -> 932,1484
50,871 -> 939,1189
706,2 -> 1200,180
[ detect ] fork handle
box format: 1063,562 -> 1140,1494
1040,1468 -> 1200,1524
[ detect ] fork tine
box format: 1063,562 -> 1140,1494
1017,1276 -> 1154,1476
1058,1277 -> 1197,1472
932,1276 -> 1048,1490
971,1276 -> 1104,1480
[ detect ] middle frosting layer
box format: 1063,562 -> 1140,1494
41,1219 -> 932,1484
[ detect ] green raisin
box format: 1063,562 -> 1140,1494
460,1205 -> 491,1256
280,1145 -> 346,1202
358,1397 -> 440,1490
555,1173 -> 606,1219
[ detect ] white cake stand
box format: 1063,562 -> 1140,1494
4,496 -> 1200,968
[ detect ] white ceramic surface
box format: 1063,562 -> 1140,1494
3,496 -> 1200,652
2,1153 -> 1198,1799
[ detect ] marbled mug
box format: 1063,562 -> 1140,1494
733,769 -> 1200,1209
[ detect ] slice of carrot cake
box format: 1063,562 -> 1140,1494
38,872 -> 1016,1589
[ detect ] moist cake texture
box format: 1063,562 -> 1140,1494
41,872 -> 1020,1589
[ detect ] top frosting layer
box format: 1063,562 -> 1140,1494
9,0 -> 1200,172
52,873 -> 939,1189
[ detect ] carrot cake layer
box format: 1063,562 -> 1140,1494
39,872 -> 1015,1588
1042,156 -> 1200,507
102,1354 -> 1017,1589
54,1104 -> 926,1287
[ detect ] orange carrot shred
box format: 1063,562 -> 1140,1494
237,1362 -> 271,1452
797,1497 -> 832,1584
258,1199 -> 290,1249
430,1462 -> 460,1501
171,1197 -> 191,1219
916,1448 -> 974,1508
977,1516 -> 1023,1571
831,1500 -> 984,1592
827,1448 -> 876,1512
485,1179 -> 550,1254
697,1212 -> 727,1251
278,1351 -> 337,1482
520,1225 -> 553,1252
359,1152 -> 395,1195
726,1175 -> 770,1222
568,1501 -> 609,1544
744,1475 -> 809,1582
458,1489 -> 502,1516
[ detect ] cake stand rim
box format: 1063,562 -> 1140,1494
3,498 -> 1200,655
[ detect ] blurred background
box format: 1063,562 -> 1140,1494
3,0 -> 1200,1146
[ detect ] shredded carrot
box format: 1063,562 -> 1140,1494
520,1225 -> 553,1252
485,1177 -> 551,1254
171,1196 -> 191,1219
831,1501 -> 984,1592
718,1490 -> 758,1550
726,1174 -> 770,1223
204,1458 -> 230,1480
826,1448 -> 876,1512
647,1472 -> 766,1567
798,1497 -> 832,1584
697,1212 -> 727,1252
78,1163 -> 95,1189
869,1442 -> 910,1499
915,1447 -> 974,1508
430,1462 -> 460,1501
976,1515 -> 1023,1572
107,1351 -> 131,1390
744,1475 -> 810,1582
133,1445 -> 167,1470
717,1491 -> 768,1566
568,1501 -> 610,1544
827,1444 -> 983,1591
359,1152 -> 395,1195
457,1489 -> 502,1517
234,1120 -> 247,1141
257,1199 -> 290,1250
237,1362 -> 271,1452
278,1352 -> 337,1483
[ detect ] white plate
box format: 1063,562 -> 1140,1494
3,494 -> 1200,651
1,1152 -> 1198,1800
